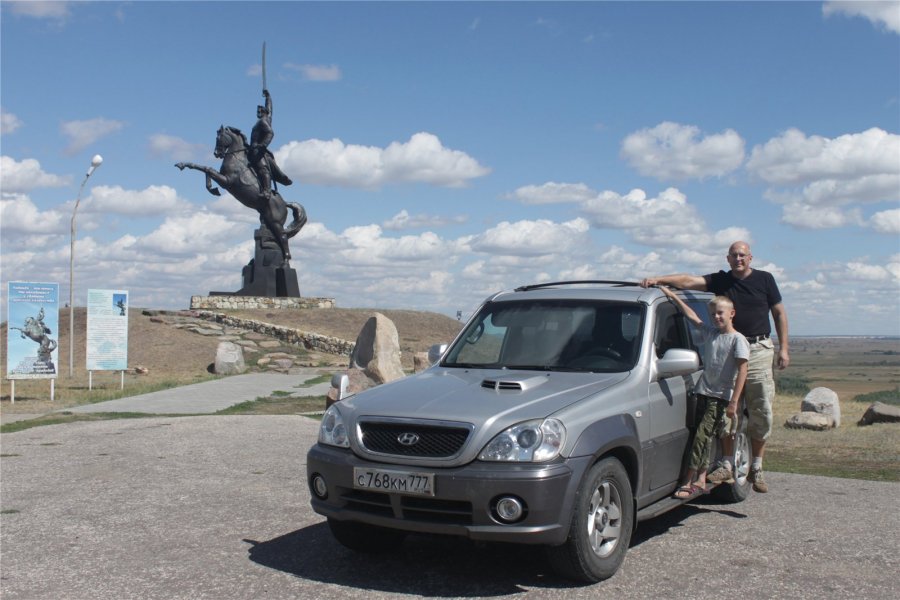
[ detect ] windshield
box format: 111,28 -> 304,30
443,299 -> 644,372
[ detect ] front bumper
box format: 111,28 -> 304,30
307,443 -> 592,546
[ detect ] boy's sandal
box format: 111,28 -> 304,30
673,484 -> 707,499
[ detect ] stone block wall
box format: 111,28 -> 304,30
190,295 -> 336,311
194,310 -> 355,357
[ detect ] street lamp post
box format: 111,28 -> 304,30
68,154 -> 103,377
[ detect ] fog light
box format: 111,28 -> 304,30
494,496 -> 524,523
311,474 -> 328,499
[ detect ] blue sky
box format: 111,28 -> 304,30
1,1 -> 898,336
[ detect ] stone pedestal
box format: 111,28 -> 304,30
210,227 -> 300,298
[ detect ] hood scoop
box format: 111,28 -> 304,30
481,374 -> 548,392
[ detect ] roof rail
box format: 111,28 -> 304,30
514,280 -> 642,292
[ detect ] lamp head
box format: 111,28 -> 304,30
87,154 -> 103,177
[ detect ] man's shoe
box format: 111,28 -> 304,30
707,465 -> 735,484
749,467 -> 768,493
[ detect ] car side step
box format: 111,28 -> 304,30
636,484 -> 719,522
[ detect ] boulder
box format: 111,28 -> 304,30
214,341 -> 247,375
349,313 -> 405,384
858,402 -> 900,426
326,369 -> 373,407
413,352 -> 430,373
785,412 -> 834,431
801,387 -> 841,427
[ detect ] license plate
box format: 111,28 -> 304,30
353,467 -> 435,496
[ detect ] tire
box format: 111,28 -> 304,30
713,414 -> 752,503
327,518 -> 407,553
547,457 -> 634,583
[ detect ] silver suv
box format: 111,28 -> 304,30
307,281 -> 751,582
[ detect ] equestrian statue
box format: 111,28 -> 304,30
175,87 -> 305,264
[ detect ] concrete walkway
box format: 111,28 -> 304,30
1,369 -> 332,424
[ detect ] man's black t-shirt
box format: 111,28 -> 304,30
703,269 -> 782,337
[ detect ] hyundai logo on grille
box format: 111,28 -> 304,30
397,432 -> 420,446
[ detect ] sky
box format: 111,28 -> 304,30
1,0 -> 898,337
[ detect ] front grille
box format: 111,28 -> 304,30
340,490 -> 473,525
358,420 -> 471,458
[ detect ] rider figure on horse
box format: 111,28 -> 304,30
250,89 -> 292,203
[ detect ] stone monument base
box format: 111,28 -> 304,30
210,226 -> 301,298
190,295 -> 335,311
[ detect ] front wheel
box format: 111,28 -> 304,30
327,518 -> 407,553
547,457 -> 634,583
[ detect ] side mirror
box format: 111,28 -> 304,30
330,373 -> 350,401
428,343 -> 448,365
657,348 -> 700,379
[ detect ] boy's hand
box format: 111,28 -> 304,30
726,400 -> 737,419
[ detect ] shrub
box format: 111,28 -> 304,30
852,389 -> 900,406
776,373 -> 811,396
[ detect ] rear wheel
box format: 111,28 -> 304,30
547,457 -> 634,582
327,518 -> 407,553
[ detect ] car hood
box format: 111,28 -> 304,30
336,367 -> 629,464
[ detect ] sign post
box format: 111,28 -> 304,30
6,282 -> 60,401
86,289 -> 129,389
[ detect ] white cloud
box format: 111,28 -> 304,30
779,203 -> 863,229
61,118 -> 125,155
148,134 -> 207,162
823,1 -> 900,34
746,128 -> 899,186
382,209 -> 468,231
137,212 -> 246,255
0,193 -> 68,235
468,218 -> 590,256
620,121 -> 745,181
580,187 -> 717,248
276,132 -> 491,189
82,185 -> 189,217
0,156 -> 70,192
748,128 -> 900,230
870,208 -> 900,234
1,109 -> 23,134
507,182 -> 595,205
284,63 -> 342,82
4,0 -> 70,20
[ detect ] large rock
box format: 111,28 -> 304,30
349,313 -> 405,384
214,341 -> 247,375
413,352 -> 430,373
858,401 -> 900,426
801,387 -> 841,427
785,412 -> 834,431
326,369 -> 373,408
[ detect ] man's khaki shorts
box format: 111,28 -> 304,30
720,339 -> 775,441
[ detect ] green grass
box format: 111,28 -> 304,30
215,395 -> 326,415
1,375 -> 217,405
297,374 -> 331,387
0,412 -> 165,434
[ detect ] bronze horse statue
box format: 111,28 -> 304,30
176,125 -> 306,263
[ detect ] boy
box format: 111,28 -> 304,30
660,287 -> 749,499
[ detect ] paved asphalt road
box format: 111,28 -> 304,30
1,415 -> 898,600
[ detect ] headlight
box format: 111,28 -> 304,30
319,405 -> 350,448
478,418 -> 566,462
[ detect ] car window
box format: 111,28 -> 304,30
444,299 -> 644,372
684,298 -> 713,363
654,302 -> 693,359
